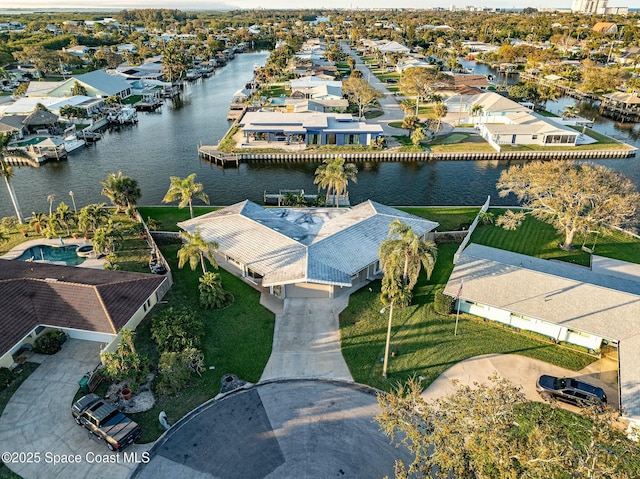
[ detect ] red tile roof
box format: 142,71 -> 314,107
0,260 -> 167,359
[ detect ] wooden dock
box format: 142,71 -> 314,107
227,103 -> 247,121
198,145 -> 240,167
264,189 -> 350,207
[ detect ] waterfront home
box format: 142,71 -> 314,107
178,200 -> 437,300
35,70 -> 132,100
238,111 -> 383,147
0,260 -> 168,369
0,115 -> 27,139
283,98 -> 349,113
445,91 -> 579,149
288,77 -> 342,99
2,96 -> 104,118
444,243 -> 640,429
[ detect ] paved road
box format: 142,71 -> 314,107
0,340 -> 150,479
261,297 -> 353,382
132,380 -> 410,479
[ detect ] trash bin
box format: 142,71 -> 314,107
78,373 -> 90,394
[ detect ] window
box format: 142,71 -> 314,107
326,133 -> 337,145
308,133 -> 321,145
568,329 -> 591,338
345,134 -> 360,145
531,135 -> 538,139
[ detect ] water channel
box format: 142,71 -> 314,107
1,51 -> 639,218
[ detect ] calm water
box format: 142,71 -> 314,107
16,244 -> 85,266
1,51 -> 639,218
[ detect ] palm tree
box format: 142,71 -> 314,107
433,102 -> 448,132
198,272 -> 233,309
562,103 -> 580,119
29,212 -> 46,236
100,171 -> 141,214
0,132 -> 23,223
47,194 -> 55,217
313,156 -> 358,207
55,201 -> 74,237
471,104 -> 484,117
78,203 -> 109,237
411,127 -> 427,147
162,173 -> 209,219
378,219 -> 438,307
177,228 -> 219,275
92,220 -> 123,255
401,115 -> 420,135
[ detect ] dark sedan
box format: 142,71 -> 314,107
536,375 -> 607,408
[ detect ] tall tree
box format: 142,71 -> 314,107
378,219 -> 437,307
313,156 -> 358,207
100,171 -> 141,214
399,67 -> 453,116
55,201 -> 74,237
0,133 -> 23,223
47,194 -> 55,217
377,375 -> 640,479
177,228 -> 219,275
77,203 -> 109,237
497,161 -> 640,250
432,102 -> 448,132
162,173 -> 209,219
342,76 -> 384,119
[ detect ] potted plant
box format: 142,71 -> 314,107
120,387 -> 132,400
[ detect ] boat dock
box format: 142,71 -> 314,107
227,103 -> 247,121
198,145 -> 240,167
264,189 -> 350,206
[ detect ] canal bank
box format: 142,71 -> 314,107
1,51 -> 639,218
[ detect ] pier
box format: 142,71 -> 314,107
197,145 -> 240,167
227,103 -> 247,121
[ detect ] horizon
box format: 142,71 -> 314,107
2,1 -> 584,11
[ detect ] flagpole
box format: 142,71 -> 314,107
454,280 -> 463,336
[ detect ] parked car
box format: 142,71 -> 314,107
536,375 -> 607,408
71,394 -> 142,451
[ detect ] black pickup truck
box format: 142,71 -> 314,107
71,394 -> 142,451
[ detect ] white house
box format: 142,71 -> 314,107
444,243 -> 640,428
178,200 -> 438,299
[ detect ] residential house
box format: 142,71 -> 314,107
288,77 -> 342,99
63,45 -> 90,58
239,111 -> 383,147
592,22 -> 618,35
0,260 -> 169,369
444,243 -> 640,429
178,200 -> 437,299
45,70 -> 132,100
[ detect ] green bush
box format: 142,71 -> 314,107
155,348 -> 204,396
0,367 -> 13,389
151,307 -> 204,353
434,289 -> 454,315
198,272 -> 234,310
34,331 -> 64,354
101,329 -> 149,391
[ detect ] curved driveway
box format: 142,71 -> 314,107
0,340 -> 150,479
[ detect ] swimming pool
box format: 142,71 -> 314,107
16,245 -> 86,266
9,137 -> 49,147
269,98 -> 286,105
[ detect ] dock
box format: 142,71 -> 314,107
264,189 -> 350,207
227,102 -> 247,121
198,145 -> 240,167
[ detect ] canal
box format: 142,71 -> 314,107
1,51 -> 639,218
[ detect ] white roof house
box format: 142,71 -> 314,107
44,70 -> 132,99
178,200 -> 438,295
444,243 -> 640,425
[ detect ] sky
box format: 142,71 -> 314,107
2,1 -> 600,11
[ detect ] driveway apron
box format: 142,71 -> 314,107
261,297 -> 353,382
0,339 -> 150,479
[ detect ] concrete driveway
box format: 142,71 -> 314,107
132,380 -> 409,479
422,353 -> 619,413
0,339 -> 150,479
261,297 -> 353,382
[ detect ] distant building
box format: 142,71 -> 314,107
572,0 -> 608,14
592,22 -> 619,35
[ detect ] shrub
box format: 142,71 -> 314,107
155,348 -> 204,396
0,367 -> 13,389
101,329 -> 149,391
198,272 -> 234,310
1,216 -> 19,232
151,307 -> 204,353
434,289 -> 454,315
34,331 -> 64,354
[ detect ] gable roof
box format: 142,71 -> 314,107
444,243 -> 640,419
178,200 -> 438,287
72,70 -> 132,96
0,260 -> 166,359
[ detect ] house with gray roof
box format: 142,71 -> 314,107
239,112 -> 383,147
178,200 -> 438,299
0,260 -> 169,369
46,70 -> 132,100
444,243 -> 640,427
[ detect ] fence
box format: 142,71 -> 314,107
453,196 -> 491,264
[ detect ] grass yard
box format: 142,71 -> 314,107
138,206 -> 217,232
428,133 -> 496,153
472,209 -> 640,266
399,206 -> 480,231
129,243 -> 275,442
339,243 -> 595,392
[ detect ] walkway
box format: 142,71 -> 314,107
0,340 -> 150,479
261,297 -> 353,382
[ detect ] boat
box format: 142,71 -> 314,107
82,131 -> 102,142
63,134 -> 86,152
465,67 -> 474,73
117,107 -> 138,124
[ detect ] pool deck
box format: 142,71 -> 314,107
1,238 -> 105,269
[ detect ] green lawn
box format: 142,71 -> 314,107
339,243 -> 595,392
472,210 -> 640,266
138,206 -> 218,232
399,207 -> 480,231
129,243 -> 275,442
